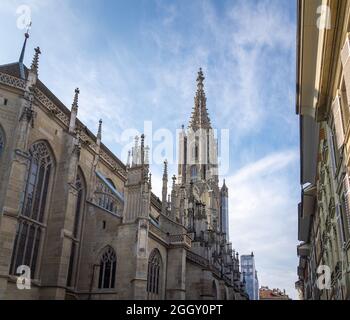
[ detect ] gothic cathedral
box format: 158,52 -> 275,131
0,34 -> 248,300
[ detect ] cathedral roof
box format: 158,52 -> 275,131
0,61 -> 126,173
189,68 -> 212,131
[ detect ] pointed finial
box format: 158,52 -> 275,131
163,160 -> 168,176
172,175 -> 176,188
197,67 -> 205,90
69,88 -> 80,133
97,119 -> 102,142
141,134 -> 145,164
145,146 -> 150,164
19,21 -> 32,64
127,150 -> 131,167
72,88 -> 80,110
30,47 -> 41,73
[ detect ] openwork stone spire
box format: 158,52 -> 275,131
72,88 -> 80,112
69,88 -> 80,133
97,119 -> 102,142
189,68 -> 212,130
30,47 -> 41,74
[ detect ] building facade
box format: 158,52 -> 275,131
240,253 -> 259,300
296,0 -> 350,300
0,34 -> 248,300
259,287 -> 291,300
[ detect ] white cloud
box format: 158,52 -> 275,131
0,0 -> 300,300
227,150 -> 299,299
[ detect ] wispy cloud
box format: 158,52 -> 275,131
0,0 -> 299,299
227,149 -> 299,299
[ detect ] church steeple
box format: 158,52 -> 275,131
189,68 -> 212,130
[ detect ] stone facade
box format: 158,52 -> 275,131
296,0 -> 350,300
0,36 -> 248,300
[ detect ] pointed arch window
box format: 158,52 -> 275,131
147,249 -> 163,300
94,172 -> 123,214
98,247 -> 117,289
67,169 -> 85,287
10,141 -> 54,279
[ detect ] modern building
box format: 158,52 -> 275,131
0,32 -> 248,300
240,253 -> 259,300
259,287 -> 291,300
296,0 -> 350,300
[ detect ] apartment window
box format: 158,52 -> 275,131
341,82 -> 349,126
341,176 -> 350,241
331,95 -> 345,150
98,247 -> 117,289
10,141 -> 54,279
326,126 -> 337,177
330,123 -> 341,171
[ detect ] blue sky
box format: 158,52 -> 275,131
0,0 -> 299,299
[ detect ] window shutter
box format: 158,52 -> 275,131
336,204 -> 345,246
331,96 -> 344,149
341,34 -> 350,107
343,174 -> 350,236
341,34 -> 350,67
327,125 -> 337,176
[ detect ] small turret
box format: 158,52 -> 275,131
69,88 -> 80,133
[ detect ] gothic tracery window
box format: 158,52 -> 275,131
98,247 -> 117,289
191,165 -> 198,182
10,141 -> 54,279
147,249 -> 163,300
95,173 -> 122,214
